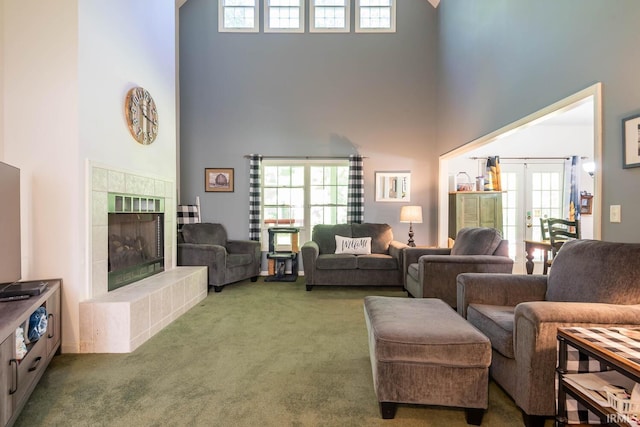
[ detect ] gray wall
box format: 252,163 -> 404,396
179,0 -> 438,243
437,0 -> 640,242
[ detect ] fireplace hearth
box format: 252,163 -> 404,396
108,193 -> 165,291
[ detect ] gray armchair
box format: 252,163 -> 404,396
177,223 -> 260,292
457,239 -> 640,427
403,227 -> 513,307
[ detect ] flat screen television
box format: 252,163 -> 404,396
0,161 -> 21,285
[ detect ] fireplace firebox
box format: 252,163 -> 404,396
108,193 -> 165,292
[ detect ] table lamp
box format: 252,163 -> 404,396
400,205 -> 423,247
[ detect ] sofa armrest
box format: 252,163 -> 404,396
517,301 -> 640,326
177,243 -> 227,284
457,273 -> 548,318
511,301 -> 640,414
404,247 -> 452,265
389,240 -> 409,261
301,241 -> 319,284
402,247 -> 452,283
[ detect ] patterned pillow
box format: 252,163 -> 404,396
335,236 -> 372,255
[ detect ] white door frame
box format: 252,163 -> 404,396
438,83 -> 602,248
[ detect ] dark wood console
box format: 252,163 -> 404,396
0,280 -> 61,426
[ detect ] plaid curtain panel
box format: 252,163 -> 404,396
249,154 -> 262,241
347,154 -> 364,224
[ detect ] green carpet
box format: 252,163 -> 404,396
15,278 -> 549,426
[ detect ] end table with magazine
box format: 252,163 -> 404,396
557,327 -> 640,426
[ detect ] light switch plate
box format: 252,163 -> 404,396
610,205 -> 621,223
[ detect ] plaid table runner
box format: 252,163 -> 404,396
559,327 -> 640,425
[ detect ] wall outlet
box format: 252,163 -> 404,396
610,205 -> 621,223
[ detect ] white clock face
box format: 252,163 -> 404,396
125,87 -> 158,145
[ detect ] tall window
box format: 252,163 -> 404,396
219,0 -> 259,32
265,0 -> 304,33
262,160 -> 349,244
310,0 -> 350,33
356,0 -> 396,33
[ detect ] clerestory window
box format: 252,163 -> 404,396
310,0 -> 350,33
219,0 -> 259,32
265,0 -> 305,33
355,0 -> 396,33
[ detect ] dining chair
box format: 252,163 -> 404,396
539,217 -> 550,241
547,218 -> 580,261
538,218 -> 551,274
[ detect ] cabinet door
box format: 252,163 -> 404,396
0,336 -> 15,426
46,287 -> 61,356
459,194 -> 481,227
479,194 -> 503,230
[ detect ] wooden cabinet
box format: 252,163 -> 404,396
448,192 -> 503,239
0,280 -> 61,427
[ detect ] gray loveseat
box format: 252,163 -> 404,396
301,223 -> 408,291
457,239 -> 640,427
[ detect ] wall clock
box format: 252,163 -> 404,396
125,86 -> 158,145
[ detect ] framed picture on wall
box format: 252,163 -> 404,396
375,171 -> 411,202
622,113 -> 640,168
205,168 -> 234,192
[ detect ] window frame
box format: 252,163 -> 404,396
309,0 -> 351,33
219,0 -> 260,33
261,159 -> 350,246
355,0 -> 396,33
264,0 -> 305,33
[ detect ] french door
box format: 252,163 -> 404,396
500,162 -> 565,274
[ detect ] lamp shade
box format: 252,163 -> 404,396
400,205 -> 423,223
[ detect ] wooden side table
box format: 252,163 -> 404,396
557,327 -> 640,426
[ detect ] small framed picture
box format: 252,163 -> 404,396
622,113 -> 640,168
205,168 -> 234,192
580,192 -> 593,215
375,171 -> 411,202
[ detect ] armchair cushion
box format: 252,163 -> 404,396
450,227 -> 503,255
546,239 -> 640,304
467,304 -> 515,358
181,223 -> 227,246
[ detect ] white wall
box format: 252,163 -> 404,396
3,0 -> 177,353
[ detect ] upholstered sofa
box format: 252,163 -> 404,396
403,227 -> 513,307
457,239 -> 640,427
301,223 -> 408,291
177,223 -> 260,292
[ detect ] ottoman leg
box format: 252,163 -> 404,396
379,402 -> 397,419
465,408 -> 484,425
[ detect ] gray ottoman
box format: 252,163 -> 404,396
363,296 -> 491,425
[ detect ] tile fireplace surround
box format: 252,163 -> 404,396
79,164 -> 207,353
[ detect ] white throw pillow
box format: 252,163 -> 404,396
335,235 -> 372,255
